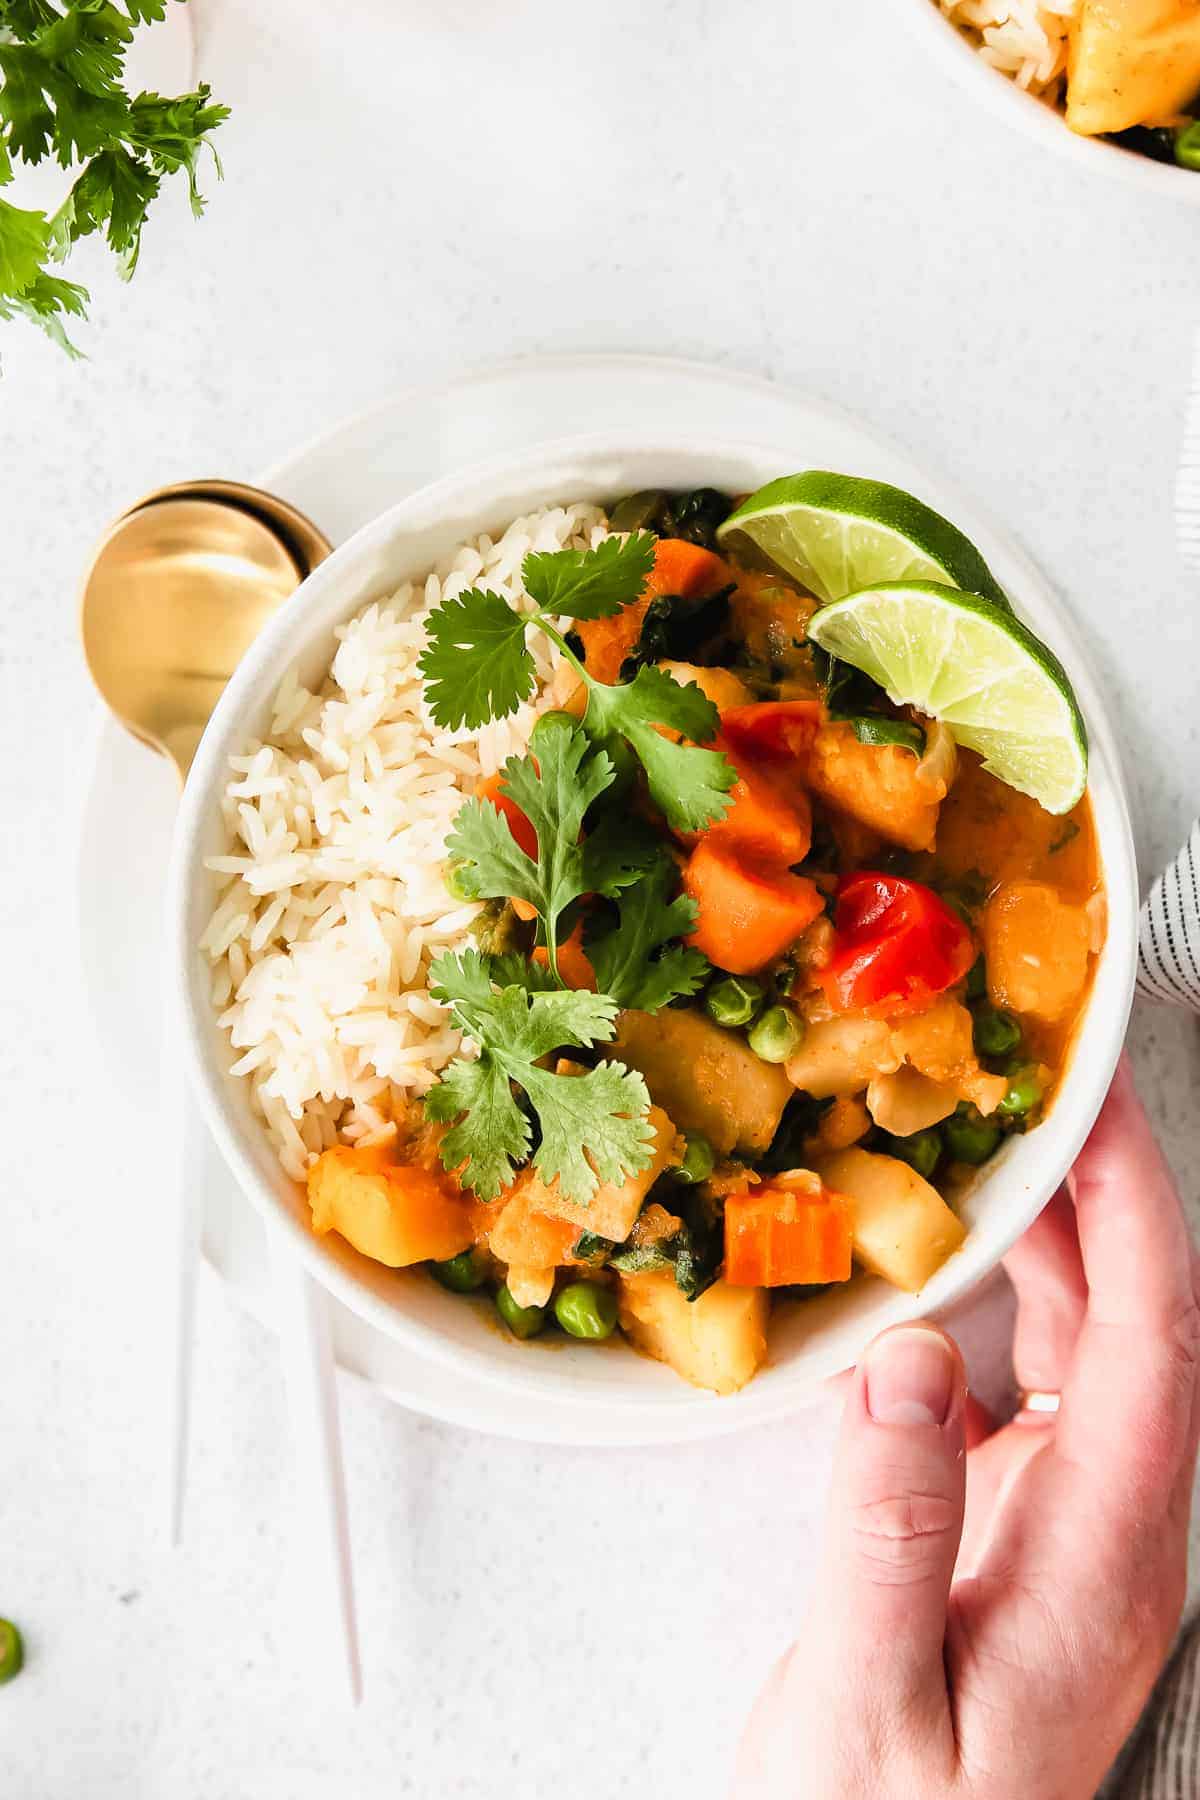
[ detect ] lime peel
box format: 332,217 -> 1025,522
717,471 -> 1010,608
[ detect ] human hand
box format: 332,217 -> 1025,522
735,1057 -> 1200,1799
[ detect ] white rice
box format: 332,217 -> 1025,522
202,501 -> 611,1182
937,0 -> 1079,99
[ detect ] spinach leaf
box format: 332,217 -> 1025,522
757,1092 -> 834,1175
618,584 -> 734,679
810,644 -> 924,757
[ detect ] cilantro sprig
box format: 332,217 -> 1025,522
426,950 -> 654,1202
445,711 -> 653,982
0,1 -> 229,353
418,532 -> 737,834
422,541 -> 733,1205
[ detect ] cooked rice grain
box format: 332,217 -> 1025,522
937,0 -> 1078,98
203,501 -> 610,1181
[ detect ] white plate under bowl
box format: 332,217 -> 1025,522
166,410 -> 1137,1441
896,0 -> 1200,202
77,353 -> 1120,1443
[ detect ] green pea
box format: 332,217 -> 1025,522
495,1286 -> 547,1339
943,1106 -> 1002,1166
1175,122 -> 1200,170
747,1004 -> 805,1065
998,1067 -> 1044,1119
965,956 -> 987,1001
430,1249 -> 489,1294
554,1281 -> 618,1341
883,1128 -> 942,1181
0,1619 -> 24,1685
972,1004 -> 1022,1060
705,975 -> 764,1029
443,861 -> 477,903
671,1133 -> 715,1185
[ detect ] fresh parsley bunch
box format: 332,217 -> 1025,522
419,537 -> 737,1205
0,0 -> 229,352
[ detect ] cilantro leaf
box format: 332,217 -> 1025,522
0,7 -> 228,352
583,665 -> 736,834
488,951 -> 560,993
445,714 -> 615,971
417,588 -> 535,730
0,195 -> 49,295
59,145 -> 159,269
424,1052 -> 531,1202
578,810 -> 662,898
586,858 -> 709,1012
522,1058 -> 652,1197
426,950 -> 652,1201
417,538 -> 738,839
522,531 -> 656,620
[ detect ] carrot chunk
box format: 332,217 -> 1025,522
683,840 -> 825,975
576,538 -> 730,685
681,735 -> 811,865
720,700 -> 822,765
724,1177 -> 853,1287
532,920 -> 597,991
476,773 -> 538,860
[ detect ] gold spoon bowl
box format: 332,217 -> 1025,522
81,483 -> 331,779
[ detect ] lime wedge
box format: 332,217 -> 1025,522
807,582 -> 1088,814
717,472 -> 1009,607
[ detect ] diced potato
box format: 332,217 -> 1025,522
812,1094 -> 873,1152
889,997 -> 1007,1117
609,1008 -> 792,1156
628,1201 -> 684,1247
981,881 -> 1092,1023
814,1147 -> 967,1292
805,720 -> 947,853
308,1143 -> 473,1268
486,1179 -> 582,1309
518,1105 -> 683,1242
655,660 -> 754,711
1067,0 -> 1200,137
889,997 -> 975,1079
617,1272 -> 768,1394
785,1014 -> 899,1099
866,1066 -> 959,1137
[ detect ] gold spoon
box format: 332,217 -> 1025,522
80,483 -> 330,778
80,483 -> 362,1702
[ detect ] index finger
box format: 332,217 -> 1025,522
1053,1056 -> 1200,1523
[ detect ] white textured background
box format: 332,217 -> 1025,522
2,1 -> 1199,1796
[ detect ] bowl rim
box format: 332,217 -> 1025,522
894,0 -> 1200,201
169,429 -> 1139,1428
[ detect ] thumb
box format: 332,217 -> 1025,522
820,1323 -> 967,1721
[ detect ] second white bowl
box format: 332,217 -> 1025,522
896,0 -> 1200,202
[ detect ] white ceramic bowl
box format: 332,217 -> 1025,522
897,0 -> 1200,201
170,434 -> 1138,1437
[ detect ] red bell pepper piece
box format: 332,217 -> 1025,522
820,872 -> 975,1016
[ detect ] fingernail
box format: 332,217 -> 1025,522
864,1328 -> 957,1427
